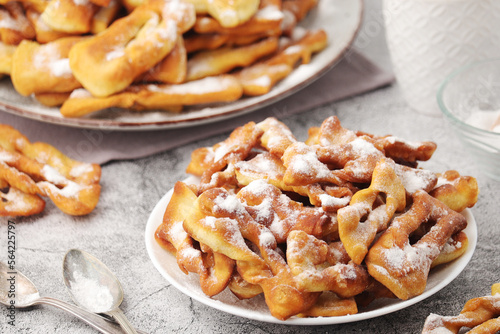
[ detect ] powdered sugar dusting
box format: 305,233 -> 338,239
381,241 -> 440,274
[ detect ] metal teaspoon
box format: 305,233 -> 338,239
0,262 -> 144,334
63,249 -> 139,334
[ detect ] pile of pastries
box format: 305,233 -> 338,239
0,124 -> 101,216
0,0 -> 327,117
155,115 -> 479,320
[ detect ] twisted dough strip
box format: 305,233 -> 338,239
69,0 -> 196,97
234,151 -> 352,213
337,158 -> 406,265
186,36 -> 279,81
0,2 -> 35,45
183,186 -> 320,320
237,29 -> 328,96
282,137 -> 385,186
25,8 -> 73,44
0,124 -> 101,216
40,0 -> 97,34
186,120 -> 263,189
257,117 -> 297,157
365,190 -> 467,300
235,179 -> 330,243
59,75 -> 242,117
306,115 -> 358,147
422,288 -> 500,333
11,36 -> 85,96
430,170 -> 479,212
155,181 -> 234,297
138,36 -> 187,84
187,0 -> 260,28
307,116 -> 437,166
0,178 -> 45,216
287,230 -> 370,298
193,0 -> 283,34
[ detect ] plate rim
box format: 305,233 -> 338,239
145,175 -> 478,325
0,0 -> 364,131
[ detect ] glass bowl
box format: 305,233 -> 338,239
437,58 -> 500,181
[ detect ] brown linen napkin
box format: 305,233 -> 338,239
0,51 -> 393,165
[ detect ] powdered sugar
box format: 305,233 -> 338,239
213,192 -> 246,217
318,193 -> 350,208
381,241 -> 439,274
259,230 -> 276,248
105,48 -> 125,62
70,163 -> 94,178
69,270 -> 114,312
170,220 -> 189,245
33,44 -> 73,77
3,187 -> 35,212
288,144 -> 331,178
256,5 -> 284,21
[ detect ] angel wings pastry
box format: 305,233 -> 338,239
155,115 -> 479,320
0,124 -> 102,217
0,0 -> 329,117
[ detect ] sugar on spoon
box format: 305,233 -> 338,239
63,249 -> 138,334
0,262 -> 144,334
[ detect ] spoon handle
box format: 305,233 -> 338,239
106,308 -> 139,334
36,297 -> 144,334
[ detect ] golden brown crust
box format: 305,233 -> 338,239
0,124 -> 101,216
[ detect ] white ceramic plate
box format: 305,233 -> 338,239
0,0 -> 363,130
145,176 -> 478,325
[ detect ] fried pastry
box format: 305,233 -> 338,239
26,8 -> 74,44
282,137 -> 385,186
237,29 -> 328,96
186,120 -> 263,186
430,231 -> 468,268
138,36 -> 187,84
193,0 -> 283,36
306,115 -> 359,146
90,0 -> 121,34
283,0 -> 317,21
287,230 -> 370,297
0,41 -> 16,76
0,124 -> 101,216
155,181 -> 234,296
337,158 -> 406,265
60,75 -> 242,117
182,186 -> 321,320
281,0 -> 319,35
0,2 -> 35,45
193,0 -> 260,28
0,181 -> 46,216
69,0 -> 196,97
297,291 -> 358,318
186,36 -> 279,81
365,190 -> 467,300
308,116 -> 437,166
234,151 -> 352,212
40,0 -> 97,34
183,31 -> 269,53
236,180 -> 330,243
11,36 -> 85,96
422,284 -> 500,333
227,271 -> 263,299
34,91 -> 72,107
430,170 -> 479,212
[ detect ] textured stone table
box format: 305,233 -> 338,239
2,1 -> 500,333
